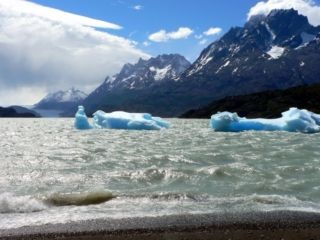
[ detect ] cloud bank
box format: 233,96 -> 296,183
0,0 -> 149,106
248,0 -> 320,26
148,27 -> 193,42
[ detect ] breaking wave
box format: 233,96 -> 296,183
0,190 -> 115,214
0,193 -> 47,214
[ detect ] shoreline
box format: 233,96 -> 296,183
1,211 -> 320,240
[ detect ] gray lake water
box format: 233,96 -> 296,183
0,118 -> 320,229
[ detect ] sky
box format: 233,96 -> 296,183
0,0 -> 320,106
29,0 -> 260,60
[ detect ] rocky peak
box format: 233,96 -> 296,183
183,8 -> 320,80
104,54 -> 191,90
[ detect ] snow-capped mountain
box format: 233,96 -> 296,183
80,9 -> 320,117
160,9 -> 320,114
182,9 -> 320,80
36,88 -> 87,110
100,54 -> 190,91
81,54 -> 190,115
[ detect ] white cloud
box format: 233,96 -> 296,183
1,0 -> 122,29
199,39 -> 208,45
248,0 -> 320,26
133,5 -> 143,10
148,27 -> 193,42
0,0 -> 149,106
143,41 -> 151,46
203,27 -> 222,36
195,34 -> 203,39
0,87 -> 47,106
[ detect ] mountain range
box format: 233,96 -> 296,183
37,8 -> 320,117
81,54 -> 191,116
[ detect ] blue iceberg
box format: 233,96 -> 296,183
75,106 -> 170,130
210,108 -> 320,133
74,106 -> 93,130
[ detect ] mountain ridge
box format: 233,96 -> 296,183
81,54 -> 191,116
73,9 -> 320,117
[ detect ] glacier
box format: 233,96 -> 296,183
75,106 -> 170,130
210,108 -> 320,133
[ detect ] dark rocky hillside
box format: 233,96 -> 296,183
0,107 -> 38,117
180,84 -> 320,119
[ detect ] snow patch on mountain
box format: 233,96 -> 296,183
267,46 -> 285,59
263,22 -> 276,40
150,65 -> 172,81
216,60 -> 231,74
187,53 -> 213,76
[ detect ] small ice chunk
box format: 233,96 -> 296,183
210,108 -> 320,133
75,106 -> 169,131
74,106 -> 93,130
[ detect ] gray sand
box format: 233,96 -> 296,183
1,211 -> 320,240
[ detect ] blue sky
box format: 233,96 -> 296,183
30,0 -> 260,60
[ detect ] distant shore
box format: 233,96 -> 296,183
1,211 -> 320,240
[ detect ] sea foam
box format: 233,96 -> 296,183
0,193 -> 47,214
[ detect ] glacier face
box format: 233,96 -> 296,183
210,108 -> 320,133
75,106 -> 170,131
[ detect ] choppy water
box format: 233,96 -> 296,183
0,118 -> 320,229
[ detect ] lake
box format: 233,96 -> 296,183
1,118 -> 320,230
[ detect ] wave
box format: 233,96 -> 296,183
0,190 -> 115,214
45,191 -> 114,206
0,192 -> 47,214
115,193 -> 316,211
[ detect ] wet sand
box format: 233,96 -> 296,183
1,211 -> 320,240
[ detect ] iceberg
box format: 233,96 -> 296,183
75,106 -> 170,130
210,108 -> 320,133
74,106 -> 92,130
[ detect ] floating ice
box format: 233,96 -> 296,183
74,106 -> 92,130
210,108 -> 320,133
75,106 -> 170,130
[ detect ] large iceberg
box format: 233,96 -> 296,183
210,108 -> 320,133
75,106 -> 170,130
